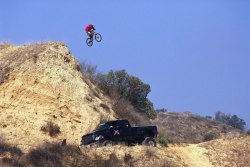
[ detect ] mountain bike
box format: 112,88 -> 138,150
86,32 -> 102,47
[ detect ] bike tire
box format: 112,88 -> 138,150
95,33 -> 102,42
86,38 -> 93,47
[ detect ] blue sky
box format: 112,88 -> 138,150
1,0 -> 250,128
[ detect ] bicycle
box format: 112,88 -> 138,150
86,32 -> 102,47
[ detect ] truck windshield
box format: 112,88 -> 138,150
95,122 -> 111,131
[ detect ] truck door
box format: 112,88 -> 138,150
110,121 -> 131,141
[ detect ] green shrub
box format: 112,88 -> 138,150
158,138 -> 174,147
145,110 -> 157,120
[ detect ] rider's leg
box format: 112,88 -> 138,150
90,30 -> 94,39
87,31 -> 93,39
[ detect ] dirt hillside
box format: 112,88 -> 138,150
153,111 -> 241,143
0,42 -> 117,150
1,135 -> 249,166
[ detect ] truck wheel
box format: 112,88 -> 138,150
84,142 -> 101,148
142,137 -> 156,147
102,140 -> 113,146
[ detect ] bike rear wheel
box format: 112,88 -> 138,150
86,38 -> 93,47
95,33 -> 102,42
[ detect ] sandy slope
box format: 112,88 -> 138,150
168,144 -> 213,167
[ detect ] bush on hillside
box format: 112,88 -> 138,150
112,97 -> 150,126
124,153 -> 133,165
158,138 -> 172,147
40,121 -> 61,137
203,133 -> 216,142
24,143 -> 89,167
145,110 -> 157,119
0,42 -> 13,50
0,137 -> 23,167
0,67 -> 11,85
80,61 -> 97,79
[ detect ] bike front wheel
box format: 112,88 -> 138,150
86,38 -> 93,47
95,33 -> 102,42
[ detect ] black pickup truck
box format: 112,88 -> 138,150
81,120 -> 157,147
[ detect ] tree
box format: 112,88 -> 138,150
214,111 -> 230,124
227,115 -> 246,131
95,69 -> 154,112
214,111 -> 246,131
126,76 -> 153,111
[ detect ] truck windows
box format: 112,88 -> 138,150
110,122 -> 118,128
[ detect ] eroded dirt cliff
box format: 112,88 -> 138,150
0,42 -> 116,150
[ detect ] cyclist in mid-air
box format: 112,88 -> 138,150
84,24 -> 102,47
85,24 -> 95,39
